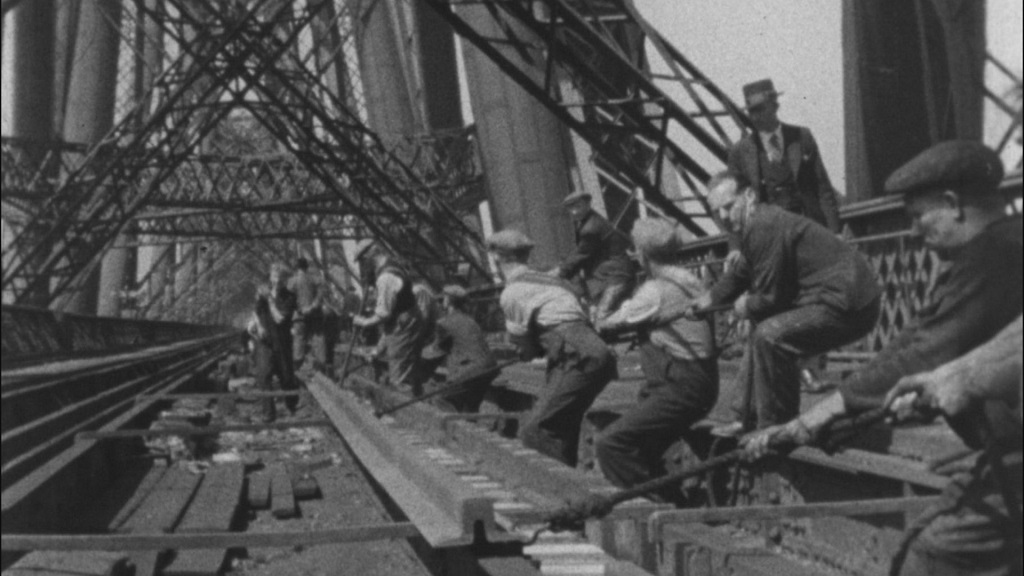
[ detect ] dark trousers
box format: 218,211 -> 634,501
729,298 -> 880,428
597,349 -> 718,501
901,457 -> 1022,576
441,371 -> 499,414
522,322 -> 616,467
254,338 -> 298,421
292,309 -> 324,366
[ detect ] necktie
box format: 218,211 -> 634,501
768,133 -> 782,162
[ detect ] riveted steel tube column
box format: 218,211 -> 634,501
60,0 -> 123,315
6,0 -> 56,307
455,5 -> 575,269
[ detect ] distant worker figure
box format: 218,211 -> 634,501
555,191 -> 637,322
594,219 -> 719,503
421,285 -> 500,413
352,240 -> 428,396
247,263 -> 300,423
412,279 -> 441,343
288,257 -> 324,369
728,78 -> 841,232
693,171 -> 880,436
489,230 -> 617,466
741,142 -> 1022,576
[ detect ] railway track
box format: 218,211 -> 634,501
1,336 -> 967,576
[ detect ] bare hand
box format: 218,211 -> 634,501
353,315 -> 371,328
733,294 -> 751,319
686,293 -> 714,320
884,369 -> 970,420
257,285 -> 271,298
725,250 -> 743,273
740,419 -> 813,460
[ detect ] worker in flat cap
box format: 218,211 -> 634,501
351,239 -> 430,395
693,170 -> 881,436
554,191 -> 638,323
488,229 -> 617,466
593,219 -> 719,502
727,78 -> 841,233
419,285 -> 500,413
742,141 -> 1022,576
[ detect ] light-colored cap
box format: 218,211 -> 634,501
562,191 -> 592,207
486,230 -> 535,254
631,218 -> 683,261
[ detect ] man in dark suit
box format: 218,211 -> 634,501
727,78 -> 841,233
556,191 -> 638,322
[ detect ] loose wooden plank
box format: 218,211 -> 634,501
246,471 -> 271,510
108,465 -> 169,531
163,464 -> 246,576
269,464 -> 297,520
119,467 -> 203,535
118,467 -> 203,576
2,551 -> 131,576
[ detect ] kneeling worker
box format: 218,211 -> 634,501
488,229 -> 617,467
595,219 -> 719,502
421,285 -> 500,413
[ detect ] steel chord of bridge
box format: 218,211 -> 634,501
421,0 -> 752,237
1,0 -> 490,310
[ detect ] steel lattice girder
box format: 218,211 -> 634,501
2,0 -> 292,306
420,0 -> 752,236
1,0 -> 490,308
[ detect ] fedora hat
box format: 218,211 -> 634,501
742,78 -> 781,109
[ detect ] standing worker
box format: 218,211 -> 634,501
247,263 -> 300,423
289,257 -> 324,370
489,229 -> 617,467
694,171 -> 881,436
594,219 -> 719,503
421,285 -> 500,413
352,240 -> 429,396
555,191 -> 637,322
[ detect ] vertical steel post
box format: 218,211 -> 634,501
59,0 -> 124,315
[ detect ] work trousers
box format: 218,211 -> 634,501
900,455 -> 1022,576
729,298 -> 880,428
254,337 -> 299,422
384,311 -> 428,395
437,371 -> 500,414
292,308 -> 325,367
522,322 -> 616,467
596,347 -> 718,501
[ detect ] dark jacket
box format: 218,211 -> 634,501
727,123 -> 841,232
840,216 -> 1024,423
560,210 -> 635,287
709,205 -> 880,321
430,310 -> 499,383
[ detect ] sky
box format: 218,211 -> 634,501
639,0 -> 1024,193
2,0 -> 1022,193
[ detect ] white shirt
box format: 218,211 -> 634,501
602,264 -> 715,360
499,267 -> 588,337
759,126 -> 785,162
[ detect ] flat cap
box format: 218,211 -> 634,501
631,218 -> 682,261
486,229 -> 535,253
885,140 -> 1004,197
442,284 -> 469,301
562,191 -> 592,207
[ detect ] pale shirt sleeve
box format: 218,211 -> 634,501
602,282 -> 661,331
500,287 -> 530,337
374,272 -> 405,320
